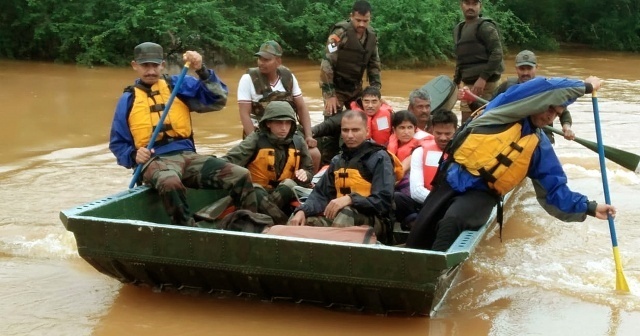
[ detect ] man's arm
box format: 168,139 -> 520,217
237,74 -> 257,137
299,162 -> 336,216
296,136 -> 315,187
108,93 -> 136,169
220,132 -> 259,167
174,67 -> 228,113
291,74 -> 313,141
478,23 -> 504,81
366,44 -> 381,89
320,27 -> 345,115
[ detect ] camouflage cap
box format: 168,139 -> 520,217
134,42 -> 164,64
254,40 -> 283,59
515,50 -> 537,67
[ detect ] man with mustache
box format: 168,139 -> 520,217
494,50 -> 574,144
237,40 -> 320,172
318,0 -> 382,166
453,0 -> 504,123
109,42 -> 258,227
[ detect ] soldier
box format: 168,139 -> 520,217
453,0 -> 504,123
109,42 -> 257,227
222,101 -> 314,225
494,50 -> 574,144
289,110 -> 402,243
237,40 -> 320,172
318,0 -> 382,165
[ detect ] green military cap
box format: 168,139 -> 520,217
254,41 -> 283,59
515,50 -> 537,67
134,42 -> 164,64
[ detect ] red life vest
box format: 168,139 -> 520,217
387,134 -> 423,161
349,101 -> 393,145
421,138 -> 444,190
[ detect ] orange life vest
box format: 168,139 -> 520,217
386,134 -> 423,161
349,101 -> 393,145
421,138 -> 444,190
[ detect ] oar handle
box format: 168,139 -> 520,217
128,62 -> 191,189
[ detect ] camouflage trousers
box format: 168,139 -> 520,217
255,179 -> 298,225
305,206 -> 385,239
142,151 -> 258,226
459,80 -> 499,123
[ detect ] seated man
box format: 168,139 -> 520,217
406,76 -> 616,251
222,101 -> 314,225
397,110 -> 458,229
109,42 -> 257,227
407,88 -> 432,132
312,86 -> 393,153
289,110 -> 402,243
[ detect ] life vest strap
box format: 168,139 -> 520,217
152,124 -> 173,132
149,104 -> 165,112
338,172 -> 349,178
339,187 -> 351,195
510,141 -> 524,152
495,153 -> 513,167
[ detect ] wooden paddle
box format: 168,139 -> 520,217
459,89 -> 640,173
591,91 -> 630,292
129,62 -> 191,189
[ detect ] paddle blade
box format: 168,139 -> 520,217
613,247 -> 630,292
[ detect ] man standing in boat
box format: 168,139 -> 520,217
318,0 -> 382,165
493,50 -> 574,144
406,76 -> 616,251
237,40 -> 321,172
453,0 -> 504,123
288,110 -> 402,243
221,101 -> 315,225
109,42 -> 258,226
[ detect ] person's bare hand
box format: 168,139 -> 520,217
294,169 -> 308,183
324,96 -> 338,115
288,211 -> 306,226
585,76 -> 603,92
594,204 -> 616,220
562,125 -> 575,141
323,195 -> 351,219
183,51 -> 203,70
305,136 -> 317,149
135,148 -> 154,165
472,77 -> 487,96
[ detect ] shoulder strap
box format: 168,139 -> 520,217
277,66 -> 294,93
455,21 -> 465,43
476,18 -> 497,46
248,67 -> 271,96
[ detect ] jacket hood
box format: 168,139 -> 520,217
259,101 -> 297,136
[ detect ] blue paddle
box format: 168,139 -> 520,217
128,62 -> 191,189
591,90 -> 629,292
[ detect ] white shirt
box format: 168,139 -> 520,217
409,146 -> 443,203
237,73 -> 303,103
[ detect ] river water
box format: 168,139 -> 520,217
1,51 -> 639,335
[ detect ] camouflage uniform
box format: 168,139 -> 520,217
453,18 -> 505,123
109,42 -> 257,226
318,21 -> 381,165
222,101 -> 314,225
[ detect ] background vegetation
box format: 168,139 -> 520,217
0,0 -> 638,67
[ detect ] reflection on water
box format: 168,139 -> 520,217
1,51 -> 640,335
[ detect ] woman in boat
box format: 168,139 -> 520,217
221,101 -> 314,225
406,76 -> 616,251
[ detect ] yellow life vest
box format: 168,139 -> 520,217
453,122 -> 539,196
128,78 -> 192,149
334,145 -> 404,197
248,135 -> 302,190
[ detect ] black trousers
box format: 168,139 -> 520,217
405,181 -> 497,251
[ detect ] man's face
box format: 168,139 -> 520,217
461,0 -> 481,20
409,98 -> 431,129
516,64 -> 537,83
266,120 -> 292,139
350,11 -> 371,35
341,116 -> 368,148
361,94 -> 382,117
132,61 -> 164,85
530,106 -> 564,128
393,120 -> 416,144
257,56 -> 281,75
430,123 -> 457,151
